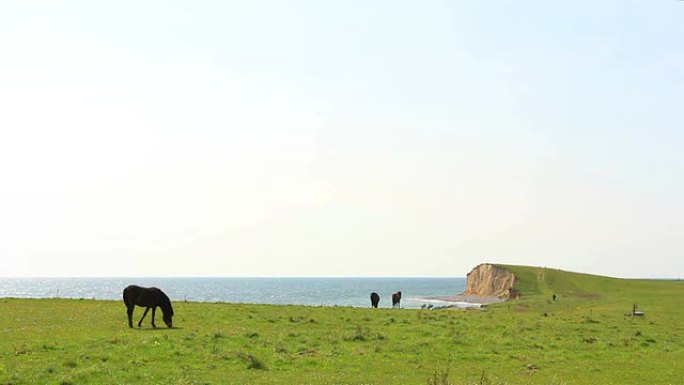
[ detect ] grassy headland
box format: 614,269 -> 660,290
2,266 -> 684,384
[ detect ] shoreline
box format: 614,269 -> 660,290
421,294 -> 505,306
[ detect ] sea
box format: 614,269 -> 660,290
0,277 -> 468,309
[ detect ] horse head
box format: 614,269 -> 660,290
163,312 -> 173,328
161,298 -> 174,328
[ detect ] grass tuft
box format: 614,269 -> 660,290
212,331 -> 224,339
238,352 -> 267,370
426,368 -> 452,385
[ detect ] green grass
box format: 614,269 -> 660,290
2,266 -> 684,384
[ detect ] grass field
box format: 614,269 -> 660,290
2,266 -> 684,384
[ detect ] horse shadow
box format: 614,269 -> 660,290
134,326 -> 183,332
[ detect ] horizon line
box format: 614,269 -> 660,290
0,275 -> 466,279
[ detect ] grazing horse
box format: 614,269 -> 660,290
370,292 -> 380,308
392,291 -> 402,308
123,285 -> 174,328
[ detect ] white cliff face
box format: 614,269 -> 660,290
463,264 -> 518,299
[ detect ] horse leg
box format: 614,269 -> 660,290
138,307 -> 150,327
151,306 -> 157,328
127,305 -> 134,328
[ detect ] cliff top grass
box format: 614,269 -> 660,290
2,266 -> 684,385
493,264 -> 681,309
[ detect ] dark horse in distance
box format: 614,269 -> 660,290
370,292 -> 380,308
123,285 -> 174,328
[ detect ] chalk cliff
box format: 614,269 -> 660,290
463,263 -> 519,300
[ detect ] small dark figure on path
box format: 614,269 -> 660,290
370,292 -> 380,308
552,293 -> 557,302
392,291 -> 402,308
123,285 -> 174,328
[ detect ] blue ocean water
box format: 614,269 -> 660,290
0,277 -> 467,309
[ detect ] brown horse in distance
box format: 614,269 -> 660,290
392,291 -> 402,308
123,285 -> 174,328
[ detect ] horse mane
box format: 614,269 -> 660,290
159,290 -> 174,316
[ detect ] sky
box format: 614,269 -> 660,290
1,1 -> 683,278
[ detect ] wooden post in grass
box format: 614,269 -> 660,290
633,304 -> 645,317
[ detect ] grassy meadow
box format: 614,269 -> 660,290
2,266 -> 684,385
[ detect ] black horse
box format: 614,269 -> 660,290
123,285 -> 174,328
392,291 -> 402,308
370,292 -> 380,308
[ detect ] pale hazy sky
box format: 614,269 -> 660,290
1,1 -> 682,278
